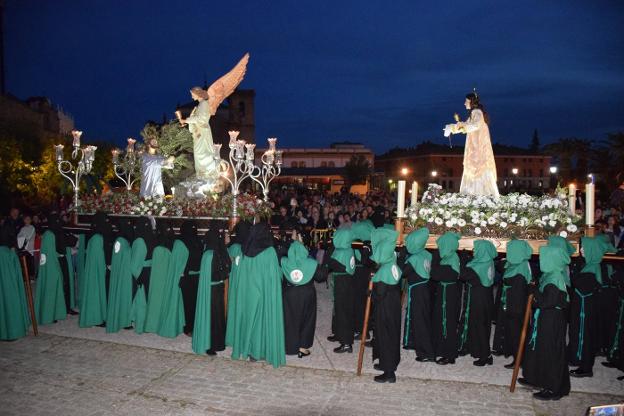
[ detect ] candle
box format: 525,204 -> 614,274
127,138 -> 136,153
585,178 -> 595,227
235,140 -> 245,159
213,143 -> 222,159
228,131 -> 240,147
568,183 -> 576,215
245,143 -> 256,161
275,150 -> 283,165
71,130 -> 82,147
411,181 -> 419,206
397,180 -> 406,218
54,144 -> 64,161
111,149 -> 120,164
267,137 -> 277,152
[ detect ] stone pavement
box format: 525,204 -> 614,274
1,334 -> 622,416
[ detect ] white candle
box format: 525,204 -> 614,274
585,180 -> 595,227
411,181 -> 419,206
568,183 -> 576,215
397,180 -> 406,218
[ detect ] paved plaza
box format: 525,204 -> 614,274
1,284 -> 622,415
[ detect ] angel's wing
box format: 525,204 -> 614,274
207,53 -> 250,115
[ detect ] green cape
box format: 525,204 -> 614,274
192,250 -> 214,354
0,247 -> 30,340
331,229 -> 355,275
538,245 -> 570,300
371,228 -> 401,285
580,236 -> 616,285
230,247 -> 286,368
466,239 -> 497,287
79,233 -> 107,327
436,232 -> 461,273
106,237 -> 133,333
225,243 -> 243,347
405,228 -> 432,280
76,233 -> 86,306
281,241 -> 317,285
34,231 -> 66,325
144,246 -> 172,333
547,235 -> 576,287
129,237 -> 148,334
158,239 -> 189,338
503,239 -> 533,284
352,220 -> 374,242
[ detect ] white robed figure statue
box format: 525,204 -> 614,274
177,53 -> 249,193
444,91 -> 499,198
140,139 -> 174,198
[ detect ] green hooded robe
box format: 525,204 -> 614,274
281,241 -> 318,286
76,233 -> 86,306
331,229 -> 355,275
547,235 -> 576,287
144,246 -> 172,333
371,228 -> 401,285
466,240 -> 497,287
158,240 -> 189,338
34,231 -> 66,325
405,228 -> 432,280
0,246 -> 30,340
225,243 -> 243,347
106,237 -> 133,333
130,237 -> 148,334
192,250 -> 214,354
79,233 -> 107,327
503,239 -> 533,284
580,236 -> 616,285
436,232 -> 461,273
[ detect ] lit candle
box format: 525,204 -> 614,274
71,130 -> 83,147
568,183 -> 576,215
213,143 -> 222,159
228,131 -> 240,147
245,143 -> 256,161
585,175 -> 595,227
267,137 -> 277,152
411,181 -> 419,206
54,144 -> 64,161
397,180 -> 406,218
127,138 -> 136,153
235,140 -> 245,159
111,149 -> 120,164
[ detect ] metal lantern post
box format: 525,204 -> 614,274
55,130 -> 97,209
112,138 -> 140,191
249,137 -> 282,202
215,131 -> 256,218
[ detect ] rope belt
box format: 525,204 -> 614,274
439,281 -> 456,339
403,280 -> 429,346
459,283 -> 472,350
501,283 -> 511,312
188,270 -> 200,276
609,298 -> 624,359
143,260 -> 152,267
529,308 -> 541,351
575,289 -> 593,360
211,280 -> 224,286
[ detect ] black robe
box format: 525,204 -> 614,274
283,266 -> 327,355
47,215 -> 78,313
607,265 -> 624,364
431,262 -> 461,360
179,222 -> 203,334
597,263 -> 620,355
372,282 -> 402,372
501,273 -> 529,358
133,218 -> 155,301
522,284 -> 570,396
458,268 -> 494,360
326,254 -> 355,345
353,244 -> 372,334
401,263 -> 435,359
568,272 -> 600,371
205,225 -> 232,352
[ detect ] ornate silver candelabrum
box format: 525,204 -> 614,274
215,131 -> 257,218
54,130 -> 97,209
249,138 -> 282,202
112,138 -> 141,191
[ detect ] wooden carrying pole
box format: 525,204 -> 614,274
510,293 -> 534,392
356,278 -> 374,376
19,255 -> 38,336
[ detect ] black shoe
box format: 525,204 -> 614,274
373,363 -> 381,371
504,360 -> 516,369
617,376 -> 624,381
365,340 -> 373,347
123,325 -> 133,330
333,344 -> 353,353
327,334 -> 337,342
416,356 -> 435,362
374,372 -> 396,383
355,332 -> 371,341
402,345 -> 415,350
533,389 -> 562,401
206,349 -> 217,356
297,350 -> 311,358
602,361 -> 617,368
248,356 -> 257,362
67,309 -> 79,316
491,349 -> 504,357
569,368 -> 593,378
517,378 -> 537,389
458,349 -> 468,357
96,322 -> 106,328
473,356 -> 493,367
435,357 -> 455,365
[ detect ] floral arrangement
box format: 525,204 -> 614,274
78,192 -> 272,222
405,184 -> 582,240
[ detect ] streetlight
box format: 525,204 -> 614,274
401,167 -> 409,176
511,167 -> 518,190
431,170 -> 438,177
549,166 -> 558,174
549,166 -> 558,190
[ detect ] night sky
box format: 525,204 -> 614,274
5,0 -> 624,153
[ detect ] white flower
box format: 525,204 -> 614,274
567,223 -> 578,233
499,221 -> 508,229
474,227 -> 482,235
548,213 -> 556,220
548,219 -> 557,227
487,217 -> 497,225
435,217 -> 444,225
147,210 -> 153,216
409,213 -> 417,220
541,215 -> 549,222
559,230 -> 568,238
445,220 -> 453,228
458,219 -> 466,227
427,217 -> 434,223
480,220 -> 487,227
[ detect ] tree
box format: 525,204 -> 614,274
529,129 -> 540,153
343,155 -> 370,190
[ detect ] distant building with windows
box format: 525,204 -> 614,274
375,142 -> 553,193
255,142 -> 375,193
0,94 -> 75,135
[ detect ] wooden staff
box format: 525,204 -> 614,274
19,254 -> 38,336
356,278 -> 374,376
510,293 -> 534,392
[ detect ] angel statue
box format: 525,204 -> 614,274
176,53 -> 250,193
444,90 -> 499,198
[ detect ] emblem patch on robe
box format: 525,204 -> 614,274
290,269 -> 304,283
114,241 -> 121,253
350,256 -> 355,269
40,254 -> 46,265
424,259 -> 431,273
391,264 -> 400,281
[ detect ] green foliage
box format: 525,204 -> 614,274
343,154 -> 371,188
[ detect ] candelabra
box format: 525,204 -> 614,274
54,130 -> 97,209
249,138 -> 282,201
112,138 -> 141,191
215,131 -> 256,218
